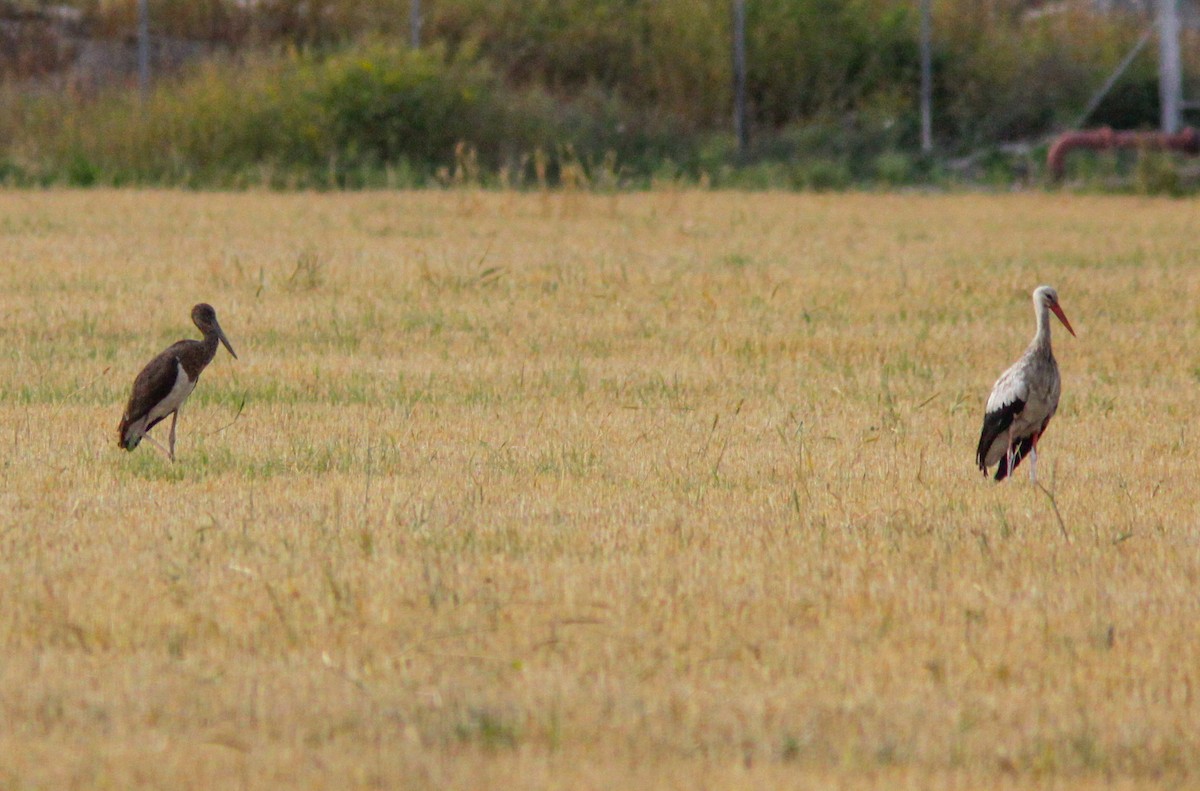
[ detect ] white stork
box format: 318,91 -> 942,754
976,285 -> 1075,482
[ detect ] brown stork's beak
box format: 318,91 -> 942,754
1050,303 -> 1076,337
217,324 -> 238,359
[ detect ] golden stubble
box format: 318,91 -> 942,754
0,189 -> 1198,789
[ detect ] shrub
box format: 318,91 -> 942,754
873,151 -> 914,185
1135,151 -> 1184,197
317,43 -> 503,170
12,40 -> 700,188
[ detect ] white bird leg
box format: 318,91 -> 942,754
168,410 -> 179,462
1029,446 -> 1038,484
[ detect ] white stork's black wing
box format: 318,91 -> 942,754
976,362 -> 1031,473
993,434 -> 1035,481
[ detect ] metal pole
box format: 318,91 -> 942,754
1074,28 -> 1152,129
410,0 -> 423,49
137,0 -> 150,97
732,0 -> 748,156
1158,0 -> 1182,133
919,0 -> 932,153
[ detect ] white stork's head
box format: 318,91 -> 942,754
1033,285 -> 1076,337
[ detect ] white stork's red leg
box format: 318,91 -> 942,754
1005,425 -> 1017,477
1028,430 -> 1041,483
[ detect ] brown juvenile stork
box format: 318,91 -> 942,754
976,285 -> 1076,482
118,303 -> 237,462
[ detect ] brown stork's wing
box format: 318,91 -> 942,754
120,345 -> 186,437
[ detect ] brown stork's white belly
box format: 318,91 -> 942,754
128,362 -> 195,438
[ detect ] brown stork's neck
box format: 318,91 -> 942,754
200,327 -> 221,365
177,332 -> 219,379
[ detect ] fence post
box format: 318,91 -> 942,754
732,0 -> 748,156
1158,0 -> 1182,133
410,0 -> 423,49
919,0 -> 932,153
137,0 -> 150,97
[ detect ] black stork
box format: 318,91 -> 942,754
118,303 -> 237,462
976,285 -> 1076,482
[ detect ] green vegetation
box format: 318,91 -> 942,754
1,0 -> 1196,189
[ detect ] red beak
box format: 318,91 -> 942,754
1050,302 -> 1076,337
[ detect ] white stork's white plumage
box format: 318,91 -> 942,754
976,285 -> 1076,482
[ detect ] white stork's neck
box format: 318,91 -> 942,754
1031,295 -> 1053,356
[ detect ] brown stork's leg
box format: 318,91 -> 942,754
168,411 -> 178,462
142,432 -> 173,462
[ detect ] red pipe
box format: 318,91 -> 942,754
1047,126 -> 1200,180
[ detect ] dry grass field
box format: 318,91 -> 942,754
1,189 -> 1198,789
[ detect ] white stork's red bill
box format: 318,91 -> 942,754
976,285 -> 1075,482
